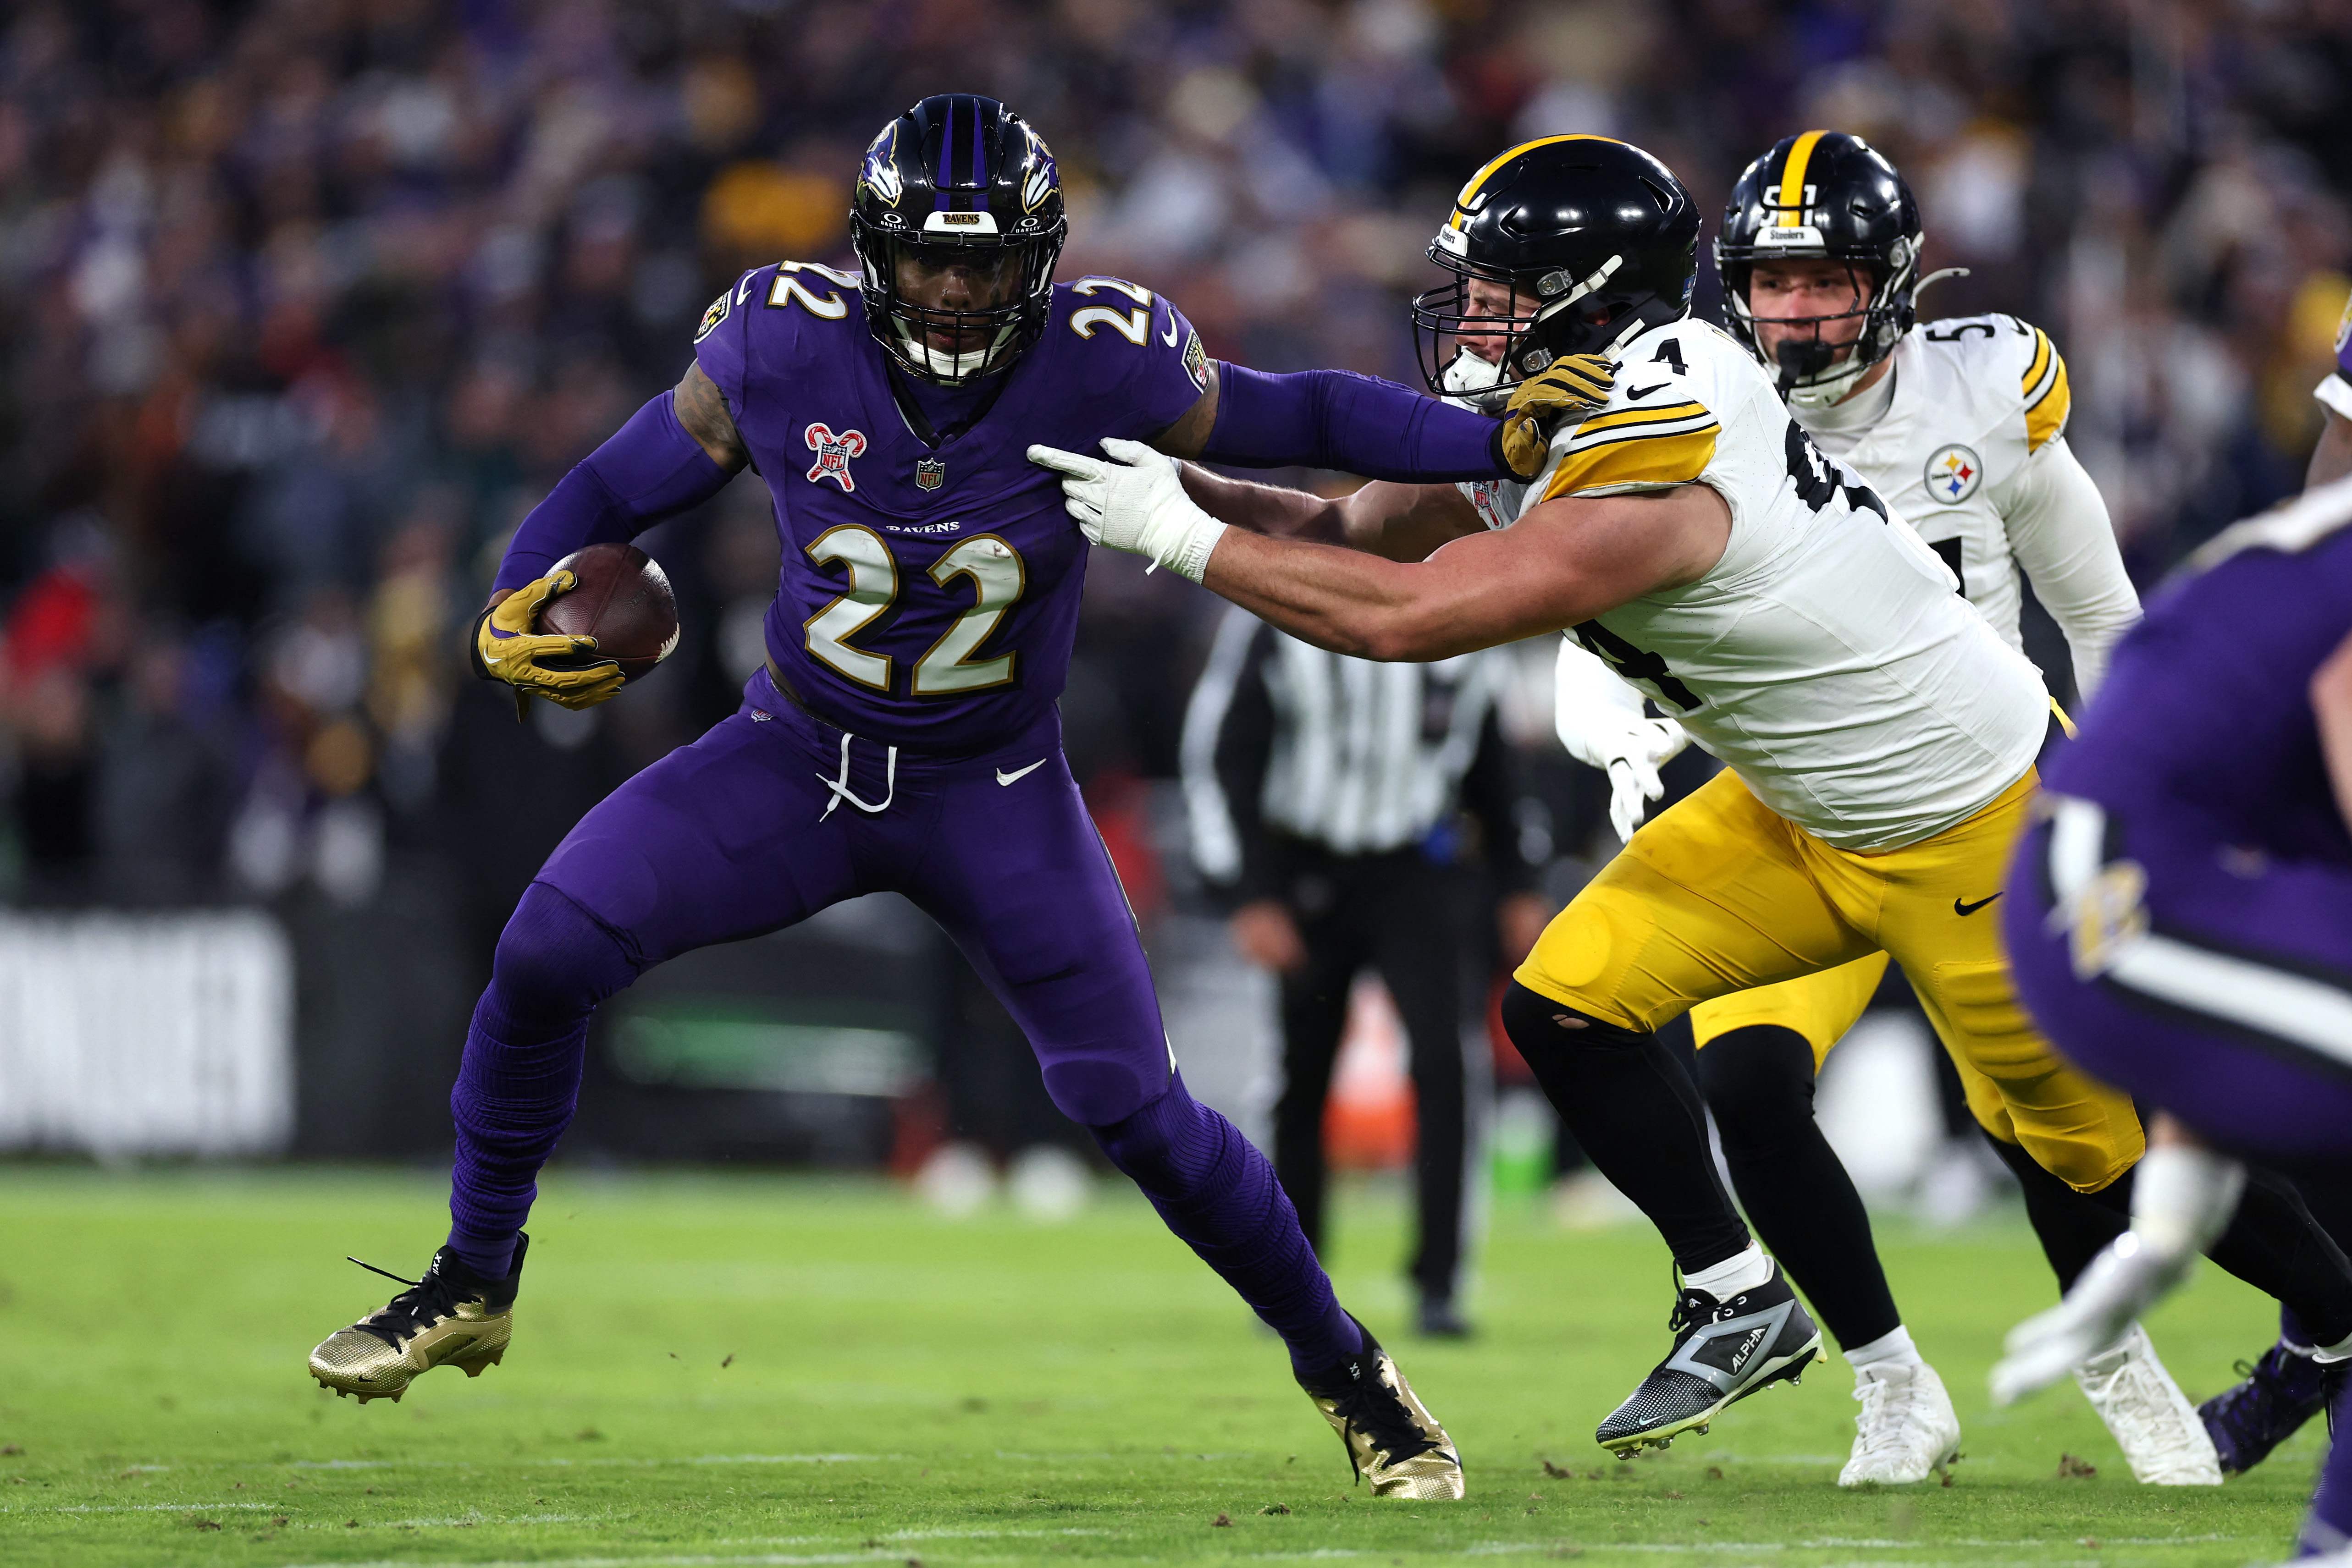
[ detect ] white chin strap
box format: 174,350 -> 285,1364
893,318 -> 1019,383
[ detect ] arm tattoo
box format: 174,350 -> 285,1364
676,363 -> 751,471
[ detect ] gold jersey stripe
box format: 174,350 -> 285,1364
1543,424 -> 1720,500
2025,348 -> 2072,451
1777,129 -> 1831,227
2020,326 -> 2054,398
1571,401 -> 1713,436
1451,134 -> 1629,226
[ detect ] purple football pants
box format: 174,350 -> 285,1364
2007,792 -> 2352,1556
446,672 -> 1359,1373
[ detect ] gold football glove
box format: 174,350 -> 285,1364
1495,354 -> 1617,480
470,571 -> 623,715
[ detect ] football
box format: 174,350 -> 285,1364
540,542 -> 680,683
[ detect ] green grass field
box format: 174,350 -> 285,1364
0,1166 -> 2323,1567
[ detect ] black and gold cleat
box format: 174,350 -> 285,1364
1596,1261 -> 1819,1458
1297,1318 -> 1465,1500
308,1235 -> 527,1403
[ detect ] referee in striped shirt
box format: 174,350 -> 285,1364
1182,605 -> 1548,1336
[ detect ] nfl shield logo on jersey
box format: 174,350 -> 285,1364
916,457 -> 946,492
1923,444 -> 1982,505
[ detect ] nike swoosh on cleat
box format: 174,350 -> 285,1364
1954,892 -> 2004,916
996,759 -> 1048,786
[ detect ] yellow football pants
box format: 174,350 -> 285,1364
1516,766 -> 2141,1191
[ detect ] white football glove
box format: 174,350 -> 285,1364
1554,637 -> 1689,843
1027,438 -> 1227,583
1990,1144 -> 2246,1405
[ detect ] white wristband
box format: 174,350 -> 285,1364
1168,517 -> 1226,583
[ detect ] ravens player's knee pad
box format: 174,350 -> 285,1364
486,881 -> 640,1032
1499,980 -> 1653,1067
1694,1025 -> 1819,1156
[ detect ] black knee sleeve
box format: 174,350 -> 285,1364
1500,982 -> 1749,1273
1695,1026 -> 1818,1158
1981,1127 -> 2127,1289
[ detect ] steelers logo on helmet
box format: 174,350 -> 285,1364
847,94 -> 1069,386
1410,136 -> 1700,398
1716,131 -> 1924,408
1923,444 -> 1983,505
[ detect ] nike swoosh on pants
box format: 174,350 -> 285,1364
996,759 -> 1047,786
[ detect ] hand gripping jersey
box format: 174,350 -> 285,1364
1464,316 -> 2048,852
693,263 -> 1209,752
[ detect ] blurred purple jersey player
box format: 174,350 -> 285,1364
1993,475 -> 2352,1558
299,92 -> 1592,1500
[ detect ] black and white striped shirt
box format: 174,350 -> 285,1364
1182,607 -> 1532,899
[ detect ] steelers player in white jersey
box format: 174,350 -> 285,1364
1543,132 -> 2217,1487
1028,133 -> 2352,1467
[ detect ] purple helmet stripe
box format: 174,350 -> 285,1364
971,100 -> 987,191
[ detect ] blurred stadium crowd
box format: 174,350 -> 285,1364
0,0 -> 2346,937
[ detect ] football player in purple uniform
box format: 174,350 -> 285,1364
303,94 -> 1609,1499
1989,463 -> 2352,1557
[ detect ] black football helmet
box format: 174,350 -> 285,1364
1411,136 -> 1700,400
848,94 -> 1067,385
1715,130 -> 1922,406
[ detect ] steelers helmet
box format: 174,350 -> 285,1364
1715,131 -> 1921,406
849,94 -> 1067,385
1411,136 -> 1700,400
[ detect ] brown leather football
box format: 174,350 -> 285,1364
539,543 -> 679,683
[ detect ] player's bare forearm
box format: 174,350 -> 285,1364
1178,464 -> 1344,540
676,363 -> 751,473
2311,627 -> 2352,829
1198,484 -> 1729,662
1176,467 -> 1482,559
2310,409 -> 2352,490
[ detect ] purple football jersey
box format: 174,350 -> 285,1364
2043,505 -> 2352,865
693,262 -> 1208,752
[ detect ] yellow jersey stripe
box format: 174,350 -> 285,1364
1571,401 -> 1713,435
2020,327 -> 2054,398
1543,425 -> 1720,500
1777,129 -> 1831,227
1452,134 -> 1628,223
2025,349 -> 2072,451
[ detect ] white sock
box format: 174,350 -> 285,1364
1845,1325 -> 1924,1373
1683,1243 -> 1772,1299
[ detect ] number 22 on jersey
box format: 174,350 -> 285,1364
803,526 -> 1026,695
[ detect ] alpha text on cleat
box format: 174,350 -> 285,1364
1596,1261 -> 1821,1457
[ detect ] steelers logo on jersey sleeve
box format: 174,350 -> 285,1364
1923,444 -> 1983,505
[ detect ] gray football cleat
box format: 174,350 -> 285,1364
1598,1261 -> 1819,1457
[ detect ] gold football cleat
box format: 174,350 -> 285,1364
1298,1320 -> 1465,1500
309,1235 -> 527,1403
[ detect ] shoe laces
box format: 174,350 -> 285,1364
1851,1366 -> 1920,1451
344,1255 -> 469,1351
1328,1362 -> 1441,1473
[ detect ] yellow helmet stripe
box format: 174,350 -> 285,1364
1450,134 -> 1629,227
1776,129 -> 1831,227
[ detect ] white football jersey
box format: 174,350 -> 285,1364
1811,314 -> 2075,654
1461,316 -> 2048,853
